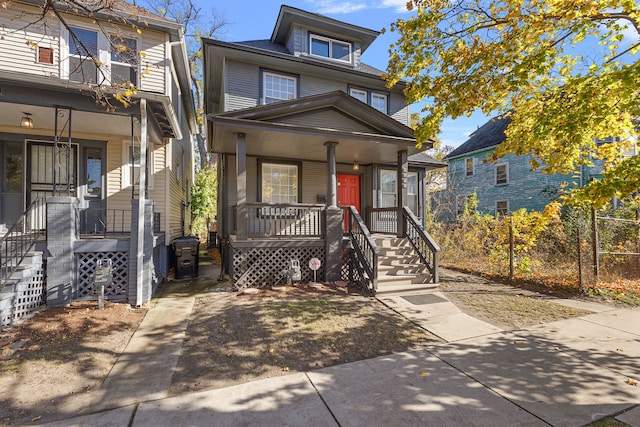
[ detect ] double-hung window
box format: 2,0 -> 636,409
261,162 -> 299,204
310,34 -> 351,63
263,71 -> 297,104
123,142 -> 153,190
495,163 -> 509,185
110,35 -> 138,86
349,87 -> 388,114
380,169 -> 419,215
68,27 -> 99,83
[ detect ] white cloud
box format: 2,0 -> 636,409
311,0 -> 368,14
378,0 -> 412,13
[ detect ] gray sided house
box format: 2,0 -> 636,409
435,116 -> 617,221
0,0 -> 196,325
203,5 -> 444,293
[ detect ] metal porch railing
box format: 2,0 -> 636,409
0,198 -> 46,287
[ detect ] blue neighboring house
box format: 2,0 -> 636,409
434,116 -> 586,221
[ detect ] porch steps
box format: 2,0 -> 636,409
373,236 -> 438,296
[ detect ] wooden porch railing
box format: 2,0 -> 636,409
77,208 -> 131,236
367,206 -> 440,284
0,198 -> 46,287
343,206 -> 378,293
236,203 -> 324,238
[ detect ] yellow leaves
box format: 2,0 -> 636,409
419,370 -> 430,377
625,378 -> 638,386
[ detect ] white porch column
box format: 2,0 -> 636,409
397,149 -> 408,238
236,133 -> 247,240
135,99 -> 148,307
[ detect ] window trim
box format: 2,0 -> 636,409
496,200 -> 509,217
109,34 -> 140,87
122,141 -> 153,190
309,33 -> 352,63
260,69 -> 299,105
348,85 -> 390,114
257,159 -> 302,204
465,157 -> 474,177
495,163 -> 509,186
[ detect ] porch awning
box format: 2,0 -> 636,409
208,91 -> 433,165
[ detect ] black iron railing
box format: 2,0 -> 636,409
343,206 -> 378,293
0,198 -> 46,287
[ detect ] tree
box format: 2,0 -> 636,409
386,0 -> 639,208
138,0 -> 227,168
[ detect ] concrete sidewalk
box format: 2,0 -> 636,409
42,274 -> 640,426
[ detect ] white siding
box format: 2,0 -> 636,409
140,31 -> 166,93
0,6 -> 60,77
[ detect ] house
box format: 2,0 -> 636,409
203,5 -> 443,292
435,116 -> 638,221
0,0 -> 196,325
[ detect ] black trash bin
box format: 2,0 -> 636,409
173,236 -> 200,279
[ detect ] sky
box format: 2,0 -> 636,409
210,0 -> 489,149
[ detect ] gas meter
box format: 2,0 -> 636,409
282,259 -> 302,285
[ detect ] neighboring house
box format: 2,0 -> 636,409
203,5 -> 443,291
436,116 -> 638,221
0,0 -> 196,324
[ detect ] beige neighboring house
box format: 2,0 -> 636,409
0,0 -> 197,325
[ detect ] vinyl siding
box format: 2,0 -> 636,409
139,31 -> 166,93
389,92 -> 410,127
300,74 -> 346,97
0,5 -> 60,77
225,60 -> 260,111
272,109 -> 378,133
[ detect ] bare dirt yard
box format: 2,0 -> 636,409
0,253 -> 619,426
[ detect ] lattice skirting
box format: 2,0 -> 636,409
0,264 -> 46,327
232,246 -> 325,288
76,251 -> 128,302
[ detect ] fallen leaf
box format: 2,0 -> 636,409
625,378 -> 638,386
420,370 -> 430,377
276,330 -> 282,335
282,367 -> 289,372
31,416 -> 41,422
513,340 -> 526,345
616,347 -> 624,352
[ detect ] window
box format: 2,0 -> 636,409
380,169 -> 419,214
456,195 -> 473,217
496,200 -> 509,216
349,87 -> 389,114
465,158 -> 474,177
371,93 -> 388,114
263,71 -> 297,104
310,34 -> 351,62
122,142 -> 153,189
261,162 -> 299,204
68,27 -> 99,83
495,163 -> 509,185
110,35 -> 138,86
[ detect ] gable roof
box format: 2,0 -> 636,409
446,115 -> 511,159
213,90 -> 414,138
271,5 -> 379,53
408,151 -> 447,168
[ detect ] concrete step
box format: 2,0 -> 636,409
375,281 -> 439,296
373,236 -> 409,248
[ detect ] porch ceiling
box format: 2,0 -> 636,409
211,117 -> 424,165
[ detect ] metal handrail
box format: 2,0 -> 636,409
0,198 -> 46,287
402,206 -> 440,283
344,206 -> 378,293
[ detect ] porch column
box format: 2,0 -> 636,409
324,141 -> 342,282
236,133 -> 247,240
397,149 -> 408,238
135,99 -> 148,307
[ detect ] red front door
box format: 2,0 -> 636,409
338,174 -> 360,230
338,174 -> 360,211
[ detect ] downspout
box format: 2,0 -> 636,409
136,99 -> 148,307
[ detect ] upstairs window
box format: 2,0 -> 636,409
68,27 -> 99,83
465,158 -> 474,176
349,87 -> 388,114
310,34 -> 351,63
495,163 -> 509,185
263,71 -> 297,104
110,35 -> 138,86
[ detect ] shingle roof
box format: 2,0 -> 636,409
445,115 -> 511,159
409,151 -> 446,167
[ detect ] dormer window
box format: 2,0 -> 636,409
309,33 -> 351,63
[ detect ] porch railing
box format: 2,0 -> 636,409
367,206 -> 440,284
0,198 -> 46,287
343,206 -> 378,293
236,203 -> 324,238
402,207 -> 440,283
77,208 -> 132,236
